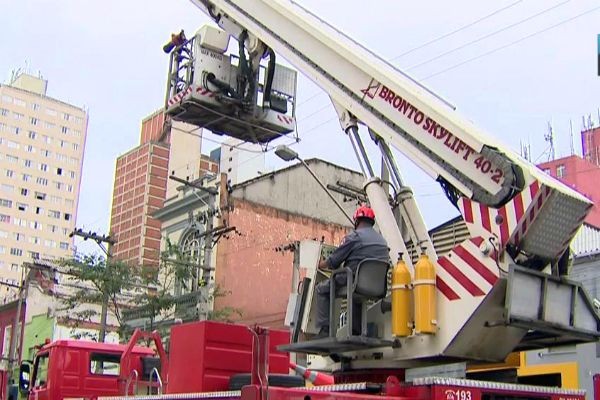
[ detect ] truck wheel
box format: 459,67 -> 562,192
228,373 -> 305,390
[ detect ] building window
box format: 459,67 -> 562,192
61,126 -> 68,134
35,207 -> 42,215
36,177 -> 48,186
0,199 -> 12,208
30,221 -> 42,230
56,167 -> 62,175
6,155 -> 18,164
28,131 -> 37,139
0,108 -> 8,116
5,170 -> 14,178
20,188 -> 27,196
13,233 -> 24,242
22,174 -> 31,182
17,203 -> 27,212
13,98 -> 25,107
13,218 -> 26,227
45,108 -> 57,116
31,103 -> 40,111
30,117 -> 39,125
42,149 -> 51,157
69,171 -> 76,179
64,213 -> 71,221
556,165 -> 566,178
1,184 -> 13,193
42,135 -> 51,144
63,113 -> 71,121
10,248 -> 23,256
29,237 -> 40,245
59,242 -> 69,250
7,141 -> 19,149
25,144 -> 35,153
35,192 -> 46,200
177,229 -> 204,295
29,251 -> 40,259
24,159 -> 32,168
48,210 -> 61,219
0,214 -> 10,223
13,112 -> 24,120
40,163 -> 48,172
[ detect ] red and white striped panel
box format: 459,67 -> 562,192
167,86 -> 193,106
512,184 -> 552,245
436,237 -> 499,301
459,181 -> 550,248
195,86 -> 215,97
277,114 -> 295,126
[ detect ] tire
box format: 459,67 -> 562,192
228,373 -> 305,390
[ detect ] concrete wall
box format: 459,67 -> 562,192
166,121 -> 203,199
215,199 -> 350,328
231,159 -> 363,228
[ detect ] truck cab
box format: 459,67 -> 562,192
19,339 -> 156,400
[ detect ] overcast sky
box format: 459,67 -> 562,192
1,0 -> 599,253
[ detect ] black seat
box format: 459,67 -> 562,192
329,258 -> 390,337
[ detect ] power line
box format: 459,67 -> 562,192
391,0 -> 524,61
407,0 -> 571,71
422,4 -> 600,80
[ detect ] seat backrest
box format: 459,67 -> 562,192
353,258 -> 390,298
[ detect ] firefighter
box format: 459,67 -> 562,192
315,205 -> 389,338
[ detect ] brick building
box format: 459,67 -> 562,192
153,159 -> 364,329
109,142 -> 169,265
535,125 -> 600,228
109,110 -> 202,266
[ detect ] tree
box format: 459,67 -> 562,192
61,240 -> 242,340
60,254 -> 134,337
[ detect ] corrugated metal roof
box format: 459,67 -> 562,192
571,223 -> 600,257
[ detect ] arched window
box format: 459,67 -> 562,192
177,228 -> 204,295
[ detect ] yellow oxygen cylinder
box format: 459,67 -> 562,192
414,253 -> 437,334
391,258 -> 412,337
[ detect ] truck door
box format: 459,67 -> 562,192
29,352 -> 49,400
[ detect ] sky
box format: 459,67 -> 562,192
1,0 -> 599,253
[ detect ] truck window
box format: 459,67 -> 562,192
33,352 -> 49,387
90,353 -> 120,376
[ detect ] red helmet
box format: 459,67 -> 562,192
353,205 -> 375,224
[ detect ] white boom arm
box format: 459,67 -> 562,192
180,0 -> 599,365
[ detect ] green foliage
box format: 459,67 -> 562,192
60,254 -> 134,328
62,238 -> 243,339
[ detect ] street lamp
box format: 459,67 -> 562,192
274,145 -> 354,225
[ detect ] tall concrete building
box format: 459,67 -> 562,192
0,73 -> 87,297
217,138 -> 265,185
109,110 -> 202,267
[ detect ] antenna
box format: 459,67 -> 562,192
569,119 -> 575,156
545,121 -> 555,161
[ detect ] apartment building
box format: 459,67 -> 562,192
0,73 -> 88,297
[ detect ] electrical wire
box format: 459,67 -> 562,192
422,4 -> 600,80
407,0 -> 572,71
391,0 -> 524,60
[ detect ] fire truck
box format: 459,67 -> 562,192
17,0 -> 600,399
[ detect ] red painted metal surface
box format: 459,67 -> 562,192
242,378 -> 586,400
28,340 -> 154,400
594,374 -> 600,400
167,321 -> 290,393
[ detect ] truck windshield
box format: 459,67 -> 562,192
32,352 -> 49,387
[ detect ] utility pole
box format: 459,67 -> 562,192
5,262 -> 51,399
69,228 -> 115,342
